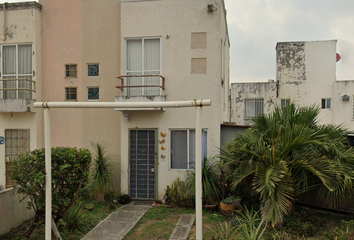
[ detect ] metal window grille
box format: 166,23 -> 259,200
65,87 -> 77,100
245,98 -> 263,119
65,64 -> 77,78
281,99 -> 290,107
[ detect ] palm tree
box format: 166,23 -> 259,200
221,103 -> 354,226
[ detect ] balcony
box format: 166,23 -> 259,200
0,78 -> 36,113
115,75 -> 166,111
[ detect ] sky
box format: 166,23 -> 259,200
224,0 -> 354,82
2,0 -> 354,83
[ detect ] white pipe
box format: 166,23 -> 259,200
44,108 -> 52,240
33,99 -> 211,109
195,106 -> 202,239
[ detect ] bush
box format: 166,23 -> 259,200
11,147 -> 91,238
58,201 -> 86,231
165,177 -> 194,208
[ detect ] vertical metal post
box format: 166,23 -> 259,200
44,108 -> 52,240
195,106 -> 202,239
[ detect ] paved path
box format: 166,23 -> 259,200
82,202 -> 151,240
169,214 -> 195,240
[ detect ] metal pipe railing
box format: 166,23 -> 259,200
115,75 -> 165,90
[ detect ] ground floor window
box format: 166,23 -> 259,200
245,98 -> 263,119
170,129 -> 207,170
5,129 -> 30,189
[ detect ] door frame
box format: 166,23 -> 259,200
128,128 -> 158,200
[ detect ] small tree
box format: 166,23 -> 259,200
11,147 -> 91,239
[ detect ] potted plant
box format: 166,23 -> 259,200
220,196 -> 241,213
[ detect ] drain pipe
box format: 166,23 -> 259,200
34,100 -> 211,240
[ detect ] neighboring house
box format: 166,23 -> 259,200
0,2 -> 42,190
117,0 -> 230,199
232,40 -> 354,131
0,0 -> 230,201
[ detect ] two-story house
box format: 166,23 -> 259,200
0,0 -> 230,201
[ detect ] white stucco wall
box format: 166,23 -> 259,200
120,0 -> 229,198
231,81 -> 277,125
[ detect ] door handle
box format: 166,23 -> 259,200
151,168 -> 155,173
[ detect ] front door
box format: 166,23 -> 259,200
129,129 -> 156,199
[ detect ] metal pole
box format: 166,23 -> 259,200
44,108 -> 52,240
195,106 -> 202,239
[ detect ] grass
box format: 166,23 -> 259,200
0,198 -> 120,240
123,205 -> 354,240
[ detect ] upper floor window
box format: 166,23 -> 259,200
65,87 -> 77,101
245,98 -> 263,119
126,37 -> 161,97
1,44 -> 33,99
321,98 -> 331,109
65,64 -> 77,78
88,63 -> 99,77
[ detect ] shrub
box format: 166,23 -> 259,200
90,142 -> 119,201
58,201 -> 86,231
165,177 -> 194,208
185,157 -> 223,205
11,147 -> 91,238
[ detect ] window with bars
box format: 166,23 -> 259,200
126,38 -> 161,97
281,99 -> 290,108
65,64 -> 77,78
245,98 -> 264,119
1,44 -> 33,100
321,98 -> 331,109
5,129 -> 30,189
65,87 -> 77,101
170,129 -> 207,170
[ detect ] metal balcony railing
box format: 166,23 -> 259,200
116,75 -> 165,97
0,78 -> 35,99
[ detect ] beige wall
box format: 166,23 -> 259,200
0,4 -> 42,189
40,0 -> 122,188
0,188 -> 35,235
120,0 -> 230,198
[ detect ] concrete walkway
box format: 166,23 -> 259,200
169,214 -> 195,240
82,202 -> 151,240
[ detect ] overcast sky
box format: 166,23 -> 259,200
2,0 -> 353,83
224,0 -> 354,82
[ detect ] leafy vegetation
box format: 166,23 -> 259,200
165,177 -> 195,208
185,157 -> 223,204
90,142 -> 119,201
220,103 -> 354,226
10,147 -> 91,238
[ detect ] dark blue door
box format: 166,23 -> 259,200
129,130 -> 156,199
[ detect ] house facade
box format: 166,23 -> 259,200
231,40 -> 354,132
117,0 -> 230,199
0,0 -> 230,200
0,2 -> 42,190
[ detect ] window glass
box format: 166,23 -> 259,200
88,64 -> 99,77
65,64 -> 77,78
245,99 -> 264,119
170,129 -> 207,170
65,87 -> 77,100
321,98 -> 331,109
87,87 -> 99,100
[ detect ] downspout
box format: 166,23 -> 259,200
276,80 -> 280,98
229,88 -> 232,122
3,2 -> 7,42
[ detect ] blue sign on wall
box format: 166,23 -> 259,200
0,137 -> 4,145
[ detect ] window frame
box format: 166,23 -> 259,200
125,37 -> 162,96
244,98 -> 264,119
87,63 -> 99,77
170,128 -> 207,170
65,87 -> 77,101
65,64 -> 78,78
87,86 -> 100,101
321,98 -> 331,109
281,99 -> 290,108
1,43 -> 33,100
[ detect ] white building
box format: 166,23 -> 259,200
117,0 -> 230,199
232,40 -> 354,131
